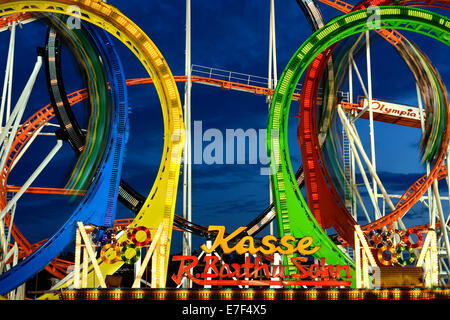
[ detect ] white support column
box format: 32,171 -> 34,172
182,0 -> 192,289
134,253 -> 142,289
0,22 -> 16,129
6,22 -> 16,125
0,56 -> 43,171
270,0 -> 278,89
349,175 -> 372,223
270,252 -> 282,288
74,229 -> 81,289
82,247 -> 88,288
416,83 -> 434,227
9,125 -> 45,172
0,139 -> 62,221
432,181 -> 450,267
339,107 -> 382,219
5,203 -> 16,247
354,230 -> 361,288
339,107 -> 397,214
204,239 -> 212,289
348,56 -> 357,220
365,31 -> 378,220
268,0 -> 277,236
0,219 -> 7,272
132,223 -> 164,288
0,237 -> 18,273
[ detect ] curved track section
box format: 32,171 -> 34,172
268,6 -> 450,281
296,0 -> 449,250
44,22 -> 85,154
295,0 -> 356,245
44,15 -> 112,196
43,15 -> 152,217
0,18 -> 128,295
3,72 -> 298,274
0,0 -> 184,294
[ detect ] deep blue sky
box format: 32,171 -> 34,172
1,1 -> 448,254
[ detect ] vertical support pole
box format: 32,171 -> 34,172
0,55 -> 42,172
355,230 -> 361,289
268,0 -> 277,236
417,230 -> 439,287
339,107 -> 396,217
6,22 -> 15,124
74,229 -> 81,289
182,0 -> 192,289
134,255 -> 142,289
365,31 -> 378,220
151,250 -> 157,289
339,108 -> 382,219
152,219 -> 169,288
77,222 -> 107,288
6,243 -> 18,300
270,252 -> 282,288
132,223 -> 164,288
82,247 -> 88,288
425,250 -> 431,287
432,182 -> 450,267
354,225 -> 377,289
244,252 -> 249,288
0,219 -> 7,273
354,225 -> 377,266
348,57 -> 357,220
204,239 -> 212,289
362,251 -> 369,289
5,204 -> 16,247
0,139 -> 62,221
416,84 -> 434,227
431,231 -> 439,286
0,21 -> 16,129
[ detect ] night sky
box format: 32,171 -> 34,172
1,1 -> 448,255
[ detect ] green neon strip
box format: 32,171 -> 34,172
268,6 -> 449,287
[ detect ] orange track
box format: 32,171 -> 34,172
1,19 -> 445,274
5,186 -> 86,195
0,12 -> 33,28
1,74 -> 299,279
3,72 -> 442,276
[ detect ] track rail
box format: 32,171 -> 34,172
0,18 -> 128,294
268,5 -> 450,283
0,0 -> 185,295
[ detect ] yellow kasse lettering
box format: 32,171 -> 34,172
235,236 -> 257,255
296,236 -> 320,255
259,235 -> 277,254
278,235 -> 296,254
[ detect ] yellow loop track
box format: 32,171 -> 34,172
0,0 -> 184,298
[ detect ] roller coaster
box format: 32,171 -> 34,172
0,0 -> 448,300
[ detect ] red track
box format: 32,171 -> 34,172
1,1 -> 448,275
297,0 -> 450,250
